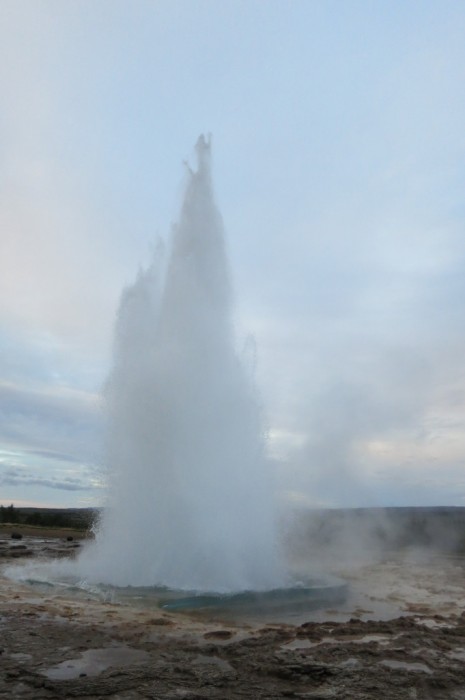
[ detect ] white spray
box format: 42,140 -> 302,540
77,136 -> 285,592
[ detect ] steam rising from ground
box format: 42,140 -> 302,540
76,137 -> 286,592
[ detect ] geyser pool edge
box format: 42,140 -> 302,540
157,579 -> 348,614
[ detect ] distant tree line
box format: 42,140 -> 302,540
0,504 -> 96,530
0,504 -> 19,523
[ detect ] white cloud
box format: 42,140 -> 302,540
0,380 -> 102,473
0,465 -> 96,492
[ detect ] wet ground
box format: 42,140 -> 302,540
2,533 -> 465,698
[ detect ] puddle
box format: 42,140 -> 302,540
447,648 -> 465,662
352,634 -> 392,645
417,618 -> 455,630
338,657 -> 361,668
42,645 -> 149,680
9,652 -> 33,662
380,659 -> 432,674
192,654 -> 234,673
281,633 -> 394,652
281,638 -> 318,650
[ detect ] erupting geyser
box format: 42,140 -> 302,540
78,136 -> 286,592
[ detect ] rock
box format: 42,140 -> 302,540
204,630 -> 234,640
11,532 -> 23,540
148,617 -> 173,626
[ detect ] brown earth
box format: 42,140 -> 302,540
2,533 -> 465,699
0,523 -> 90,540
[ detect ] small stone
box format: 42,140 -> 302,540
148,617 -> 172,625
6,669 -> 20,678
204,630 -> 233,640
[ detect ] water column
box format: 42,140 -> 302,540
77,137 -> 285,592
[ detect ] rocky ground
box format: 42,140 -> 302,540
2,532 -> 465,699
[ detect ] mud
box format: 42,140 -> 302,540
2,534 -> 465,699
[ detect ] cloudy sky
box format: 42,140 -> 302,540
1,0 -> 465,509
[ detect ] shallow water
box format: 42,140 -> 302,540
4,537 -> 465,625
5,559 -> 348,622
43,646 -> 150,680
